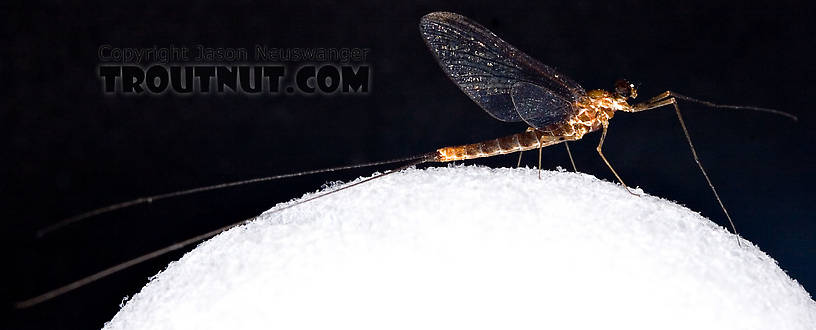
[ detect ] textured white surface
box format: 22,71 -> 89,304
103,166 -> 816,330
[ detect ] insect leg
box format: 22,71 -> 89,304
596,123 -> 638,195
517,151 -> 524,167
632,96 -> 742,244
537,137 -> 544,179
641,91 -> 672,106
517,127 -> 538,168
669,98 -> 742,245
631,96 -> 675,112
564,141 -> 578,172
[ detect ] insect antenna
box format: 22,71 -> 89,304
671,93 -> 798,121
17,156 -> 433,309
37,153 -> 432,238
634,91 -> 798,121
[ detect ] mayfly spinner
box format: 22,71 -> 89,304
17,11 -> 797,308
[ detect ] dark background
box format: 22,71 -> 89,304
3,0 -> 814,329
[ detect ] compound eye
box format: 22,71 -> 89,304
614,79 -> 632,98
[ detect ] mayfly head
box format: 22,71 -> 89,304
614,79 -> 638,100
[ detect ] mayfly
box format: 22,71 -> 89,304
17,11 -> 797,308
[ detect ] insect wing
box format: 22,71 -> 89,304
420,12 -> 585,122
511,82 -> 577,129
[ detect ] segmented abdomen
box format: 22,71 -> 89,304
433,129 -> 568,162
430,96 -> 617,163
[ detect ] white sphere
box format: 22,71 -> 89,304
104,166 -> 816,330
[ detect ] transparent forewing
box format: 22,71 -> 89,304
511,82 -> 575,129
420,11 -> 585,122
